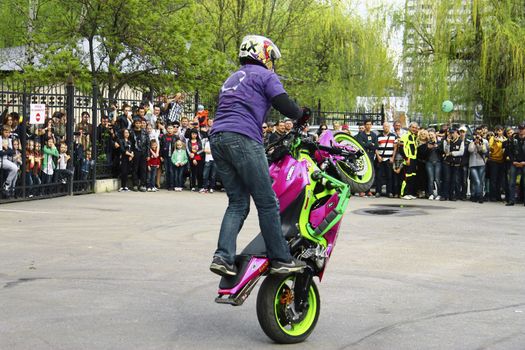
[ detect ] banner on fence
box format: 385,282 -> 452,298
30,104 -> 46,124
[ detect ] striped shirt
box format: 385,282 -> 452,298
377,132 -> 396,159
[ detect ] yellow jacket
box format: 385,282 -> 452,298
489,136 -> 506,162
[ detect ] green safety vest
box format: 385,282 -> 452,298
400,133 -> 417,160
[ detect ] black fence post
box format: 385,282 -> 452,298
381,104 -> 385,125
317,99 -> 322,125
194,89 -> 199,115
66,75 -> 75,196
91,83 -> 98,188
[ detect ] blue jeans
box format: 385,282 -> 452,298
148,166 -> 158,188
488,160 -> 505,201
508,165 -> 525,203
442,163 -> 461,200
165,159 -> 175,189
174,165 -> 185,188
203,160 -> 217,190
469,166 -> 485,200
425,161 -> 441,196
210,131 -> 293,264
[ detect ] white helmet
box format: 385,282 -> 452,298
239,35 -> 281,71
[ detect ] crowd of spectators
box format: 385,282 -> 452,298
345,119 -> 525,206
3,95 -> 525,206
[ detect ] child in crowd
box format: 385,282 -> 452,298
25,140 -> 35,187
201,137 -> 216,193
81,149 -> 95,181
42,137 -> 59,185
171,139 -> 188,191
56,143 -> 73,184
11,138 -> 23,173
187,129 -> 203,191
33,141 -> 43,186
147,139 -> 160,192
118,129 -> 133,192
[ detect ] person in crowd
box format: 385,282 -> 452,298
146,139 -> 160,192
416,128 -> 429,198
262,122 -> 271,148
53,111 -> 66,143
145,105 -> 162,127
300,123 -> 315,141
341,124 -> 351,134
179,116 -> 190,140
160,124 -> 180,190
10,138 -> 22,179
356,119 -> 378,197
196,104 -> 209,127
314,123 -> 328,141
208,34 -> 307,276
81,149 -> 95,181
171,139 -> 188,191
458,126 -> 471,200
488,125 -> 507,201
332,121 -> 341,132
164,93 -> 185,124
73,131 -> 85,181
375,121 -> 396,197
75,111 -> 93,150
420,130 -> 442,200
269,120 -> 287,144
97,115 -> 113,164
187,129 -> 204,191
399,122 -> 419,200
56,143 -> 73,184
118,129 -> 133,192
437,123 -> 450,141
442,127 -> 464,201
0,126 -> 17,195
503,127 -> 515,203
284,118 -> 293,134
130,119 -> 149,192
42,117 -> 56,144
33,140 -> 43,189
134,105 -> 146,122
393,120 -> 406,138
115,104 -> 133,132
42,137 -> 59,185
468,126 -> 489,203
201,135 -> 216,193
505,124 -> 525,206
25,139 -> 36,189
146,123 -> 160,146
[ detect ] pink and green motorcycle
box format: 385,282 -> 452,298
214,124 -> 374,344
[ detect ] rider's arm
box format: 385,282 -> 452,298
271,93 -> 302,120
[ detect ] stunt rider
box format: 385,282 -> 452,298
209,35 -> 309,277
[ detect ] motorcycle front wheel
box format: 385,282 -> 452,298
256,274 -> 320,344
332,132 -> 375,193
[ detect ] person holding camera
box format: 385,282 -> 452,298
419,130 -> 442,200
0,126 -> 18,196
442,128 -> 465,201
468,127 -> 489,203
488,125 -> 507,201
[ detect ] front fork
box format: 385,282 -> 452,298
293,267 -> 314,314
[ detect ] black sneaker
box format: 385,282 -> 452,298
270,259 -> 307,274
210,256 -> 237,277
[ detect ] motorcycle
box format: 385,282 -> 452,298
214,123 -> 374,343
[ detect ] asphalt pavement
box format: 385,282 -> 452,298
0,192 -> 524,350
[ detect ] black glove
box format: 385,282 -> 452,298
297,107 -> 311,127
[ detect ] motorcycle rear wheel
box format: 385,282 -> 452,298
332,132 -> 375,193
256,274 -> 320,344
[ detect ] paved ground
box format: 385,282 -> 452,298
0,192 -> 524,350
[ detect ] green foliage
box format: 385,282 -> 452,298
0,0 -> 399,113
400,0 -> 525,125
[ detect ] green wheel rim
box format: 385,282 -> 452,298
334,134 -> 374,184
273,277 -> 317,336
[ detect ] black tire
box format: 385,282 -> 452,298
332,132 -> 375,193
256,274 -> 320,344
